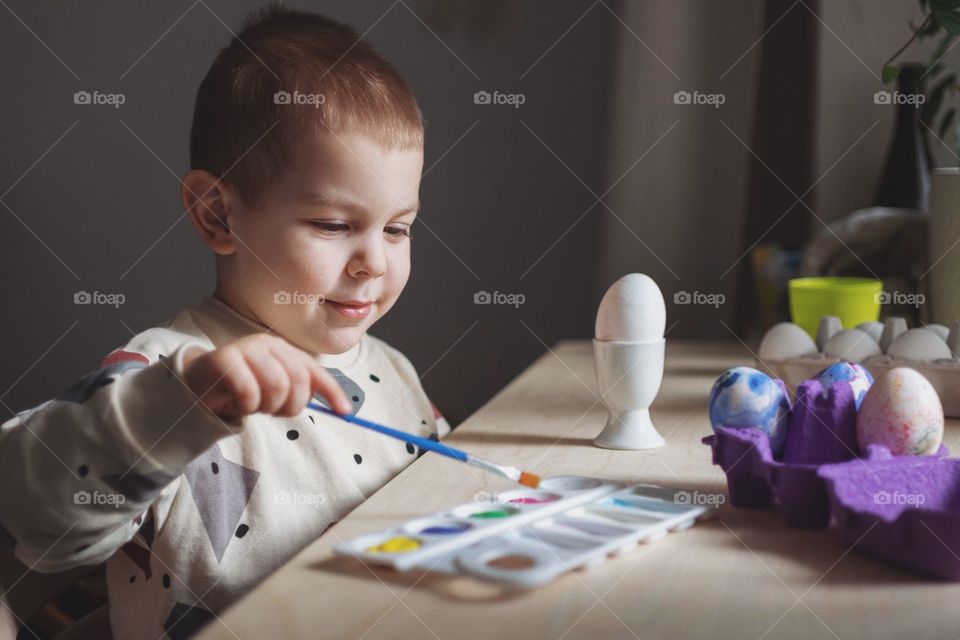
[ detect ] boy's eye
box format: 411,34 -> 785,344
385,226 -> 412,238
308,220 -> 412,239
310,221 -> 349,233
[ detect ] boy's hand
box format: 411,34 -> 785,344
181,335 -> 353,421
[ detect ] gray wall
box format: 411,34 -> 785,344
598,0 -> 765,339
4,1 -> 940,426
814,0 -> 958,219
0,1 -> 617,425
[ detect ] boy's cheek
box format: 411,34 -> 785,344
391,261 -> 412,297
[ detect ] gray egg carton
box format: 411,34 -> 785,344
757,316 -> 960,418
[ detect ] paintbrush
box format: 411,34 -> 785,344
307,402 -> 540,489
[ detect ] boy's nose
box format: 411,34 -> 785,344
347,234 -> 387,279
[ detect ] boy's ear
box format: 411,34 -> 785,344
181,170 -> 236,255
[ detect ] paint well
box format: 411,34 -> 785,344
522,527 -> 601,551
585,507 -> 662,526
553,514 -> 633,537
611,496 -> 690,514
497,490 -> 562,505
366,536 -> 422,553
470,509 -> 515,519
421,523 -> 471,535
487,553 -> 537,570
453,503 -> 520,520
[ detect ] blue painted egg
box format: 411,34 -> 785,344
709,367 -> 791,455
814,361 -> 873,410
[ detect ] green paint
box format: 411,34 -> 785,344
470,509 -> 513,519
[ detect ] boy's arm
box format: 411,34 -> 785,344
0,339 -> 240,572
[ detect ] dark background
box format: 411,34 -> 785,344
0,1 -> 617,426
0,1 -> 943,425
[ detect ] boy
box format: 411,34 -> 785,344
0,5 -> 449,639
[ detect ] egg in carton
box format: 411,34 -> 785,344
756,316 -> 960,418
702,363 -> 947,529
702,362 -> 960,580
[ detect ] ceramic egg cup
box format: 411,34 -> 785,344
593,338 -> 665,450
703,375 -> 960,580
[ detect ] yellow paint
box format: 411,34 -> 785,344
366,536 -> 421,554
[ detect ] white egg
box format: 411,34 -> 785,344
823,329 -> 882,361
758,322 -> 818,361
595,273 -> 665,342
855,321 -> 884,344
949,321 -> 960,359
888,328 -> 953,362
925,324 -> 950,341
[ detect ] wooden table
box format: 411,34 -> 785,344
197,340 -> 960,640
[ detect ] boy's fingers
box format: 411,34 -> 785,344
265,342 -> 313,416
310,362 -> 352,414
245,348 -> 290,415
220,358 -> 261,418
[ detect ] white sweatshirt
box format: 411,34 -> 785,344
0,296 -> 450,639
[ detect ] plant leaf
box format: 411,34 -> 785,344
934,8 -> 960,35
932,0 -> 960,10
921,16 -> 944,36
883,64 -> 901,84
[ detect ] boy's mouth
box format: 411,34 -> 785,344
325,299 -> 374,320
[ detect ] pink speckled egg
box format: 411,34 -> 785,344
856,367 -> 944,456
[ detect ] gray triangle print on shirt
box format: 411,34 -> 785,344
313,368 -> 365,413
183,444 -> 259,563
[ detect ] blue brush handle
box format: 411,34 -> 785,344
307,402 -> 469,463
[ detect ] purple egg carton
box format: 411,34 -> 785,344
818,447 -> 960,580
702,377 -> 957,579
702,379 -> 866,528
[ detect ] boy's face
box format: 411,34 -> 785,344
223,131 -> 423,355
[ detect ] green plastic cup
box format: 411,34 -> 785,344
787,277 -> 883,339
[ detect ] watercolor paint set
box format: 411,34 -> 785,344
334,475 -> 717,588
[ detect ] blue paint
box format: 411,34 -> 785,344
421,524 -> 470,535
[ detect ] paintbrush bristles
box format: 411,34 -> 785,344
518,472 -> 540,489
